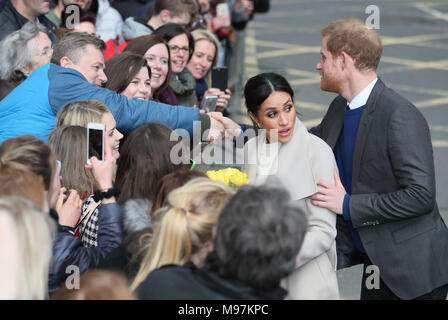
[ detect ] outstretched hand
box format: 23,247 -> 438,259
308,169 -> 346,214
209,112 -> 242,140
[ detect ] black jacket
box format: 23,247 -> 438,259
137,255 -> 287,300
48,203 -> 124,296
0,0 -> 57,42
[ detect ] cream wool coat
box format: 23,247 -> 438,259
242,118 -> 340,300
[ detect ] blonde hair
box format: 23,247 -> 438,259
0,135 -> 56,192
191,28 -> 220,86
56,100 -> 110,128
48,126 -> 97,194
131,177 -> 232,290
0,166 -> 46,210
0,196 -> 55,299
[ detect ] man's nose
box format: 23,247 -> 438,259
99,69 -> 108,83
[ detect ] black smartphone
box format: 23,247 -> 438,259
212,66 -> 228,91
87,122 -> 105,165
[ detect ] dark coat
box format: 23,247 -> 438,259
137,255 -> 287,300
48,203 -> 124,296
0,1 -> 57,42
97,199 -> 152,280
310,78 -> 448,299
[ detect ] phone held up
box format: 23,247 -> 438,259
87,122 -> 105,165
201,95 -> 218,112
212,66 -> 228,92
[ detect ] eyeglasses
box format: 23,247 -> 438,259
169,45 -> 190,54
37,46 -> 53,57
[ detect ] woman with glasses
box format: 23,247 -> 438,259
154,23 -> 199,107
0,22 -> 53,101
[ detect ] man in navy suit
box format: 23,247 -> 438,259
309,18 -> 448,300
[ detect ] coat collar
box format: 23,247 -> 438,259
243,118 -> 318,201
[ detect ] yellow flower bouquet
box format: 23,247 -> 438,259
206,168 -> 250,190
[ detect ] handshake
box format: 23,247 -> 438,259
206,112 -> 242,143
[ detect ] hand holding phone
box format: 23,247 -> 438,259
216,3 -> 230,16
87,122 -> 105,165
201,95 -> 219,112
212,66 -> 228,92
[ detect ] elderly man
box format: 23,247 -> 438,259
0,32 -> 238,144
0,0 -> 57,41
309,18 -> 448,300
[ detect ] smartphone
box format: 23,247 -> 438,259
216,3 -> 230,16
201,95 -> 218,112
212,66 -> 228,92
86,122 -> 105,165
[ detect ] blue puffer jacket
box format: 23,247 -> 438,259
0,63 -> 201,143
48,203 -> 124,296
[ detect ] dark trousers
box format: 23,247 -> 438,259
360,254 -> 448,300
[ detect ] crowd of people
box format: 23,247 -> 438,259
0,0 -> 447,301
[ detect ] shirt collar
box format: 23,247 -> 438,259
347,78 -> 378,110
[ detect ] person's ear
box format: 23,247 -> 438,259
159,9 -> 171,24
339,51 -> 352,70
59,56 -> 73,68
249,111 -> 261,128
19,67 -> 31,77
211,225 -> 217,240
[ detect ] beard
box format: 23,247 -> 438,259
319,72 -> 341,94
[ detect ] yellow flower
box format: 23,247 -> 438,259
207,168 -> 250,189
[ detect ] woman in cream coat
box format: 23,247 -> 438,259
242,73 -> 339,300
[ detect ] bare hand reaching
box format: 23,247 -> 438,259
57,188 -> 82,228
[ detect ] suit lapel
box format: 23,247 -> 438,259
351,79 -> 385,186
327,99 -> 345,150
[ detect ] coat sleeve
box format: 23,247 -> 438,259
296,142 -> 337,267
350,103 -> 437,228
48,66 -> 200,135
48,203 -> 124,295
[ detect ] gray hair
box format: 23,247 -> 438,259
210,182 -> 309,290
51,32 -> 106,65
0,22 -> 47,81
